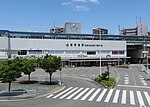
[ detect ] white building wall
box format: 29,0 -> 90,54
8,38 -> 126,58
10,38 -> 125,51
0,37 -> 8,58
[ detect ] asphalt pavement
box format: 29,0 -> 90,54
1,65 -> 150,107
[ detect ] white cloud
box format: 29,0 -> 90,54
61,0 -> 100,11
73,0 -> 87,2
89,0 -> 99,4
61,1 -> 71,6
73,0 -> 100,4
75,5 -> 89,11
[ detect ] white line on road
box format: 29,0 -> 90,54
121,90 -> 126,104
88,88 -> 101,101
112,90 -> 120,103
53,87 -> 73,98
144,92 -> 150,106
73,88 -> 89,100
104,89 -> 113,103
96,89 -> 107,102
46,94 -> 53,98
117,85 -> 150,89
80,88 -> 95,101
130,91 -> 135,105
66,88 -> 84,99
137,91 -> 145,106
59,87 -> 78,99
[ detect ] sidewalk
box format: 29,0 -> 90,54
0,68 -> 62,99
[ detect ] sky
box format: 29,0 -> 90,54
0,0 -> 149,34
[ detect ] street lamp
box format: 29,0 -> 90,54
59,67 -> 62,85
106,54 -> 111,81
99,34 -> 102,76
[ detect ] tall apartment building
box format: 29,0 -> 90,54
93,28 -> 108,34
50,22 -> 81,34
121,22 -> 148,36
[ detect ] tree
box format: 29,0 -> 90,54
0,58 -> 22,91
21,58 -> 37,81
40,55 -> 61,83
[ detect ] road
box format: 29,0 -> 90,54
1,65 -> 150,107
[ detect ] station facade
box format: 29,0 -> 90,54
0,30 -> 127,67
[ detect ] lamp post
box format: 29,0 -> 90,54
59,67 -> 62,85
106,54 -> 111,81
99,34 -> 102,76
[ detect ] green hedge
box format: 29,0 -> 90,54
101,77 -> 115,87
117,65 -> 129,68
95,76 -> 116,88
95,76 -> 101,83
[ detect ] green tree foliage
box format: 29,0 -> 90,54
101,71 -> 109,80
0,58 -> 23,91
40,55 -> 61,83
21,58 -> 37,81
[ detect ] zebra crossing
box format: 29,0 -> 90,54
46,87 -> 150,106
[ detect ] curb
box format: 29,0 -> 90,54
0,84 -> 66,102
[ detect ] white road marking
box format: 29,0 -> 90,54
66,88 -> 84,99
46,94 -> 53,98
104,89 -> 113,103
59,87 -> 78,99
144,92 -> 150,106
88,88 -> 101,101
117,85 -> 150,89
96,89 -> 107,102
73,88 -> 89,100
136,91 -> 145,106
112,90 -> 120,103
80,88 -> 95,101
121,90 -> 126,104
53,87 -> 73,98
130,91 -> 135,105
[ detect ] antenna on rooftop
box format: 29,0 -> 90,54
136,16 -> 138,24
140,16 -> 142,23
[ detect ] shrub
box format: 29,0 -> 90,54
101,78 -> 115,87
101,80 -> 113,87
101,71 -> 109,80
95,76 -> 101,83
117,65 -> 129,68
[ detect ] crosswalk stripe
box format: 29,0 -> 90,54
88,88 -> 101,101
112,90 -> 120,103
104,89 -> 113,103
137,91 -> 145,106
53,87 -> 73,98
121,90 -> 126,104
130,91 -> 135,105
96,89 -> 107,102
50,86 -> 150,106
81,88 -> 95,101
59,87 -> 78,99
46,94 -> 53,98
73,88 -> 89,100
66,88 -> 84,99
144,92 -> 150,106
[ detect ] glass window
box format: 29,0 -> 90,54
87,51 -> 96,55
